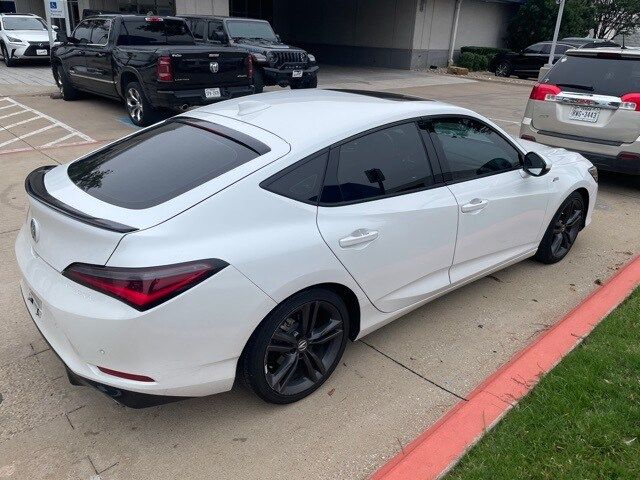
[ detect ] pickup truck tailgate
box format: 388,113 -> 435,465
171,48 -> 250,88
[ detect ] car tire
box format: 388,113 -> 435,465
303,75 -> 318,89
2,43 -> 15,67
495,61 -> 511,77
241,288 -> 349,404
252,68 -> 265,94
124,81 -> 161,127
55,64 -> 78,100
534,191 -> 586,264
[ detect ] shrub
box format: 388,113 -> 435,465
460,46 -> 508,57
457,52 -> 489,71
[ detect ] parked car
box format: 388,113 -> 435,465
179,15 -> 318,92
491,39 -> 619,78
520,48 -> 640,176
52,14 -> 254,126
16,89 -> 597,407
0,13 -> 57,67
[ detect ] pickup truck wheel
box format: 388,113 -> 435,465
252,69 -> 265,94
56,65 -> 78,100
125,81 -> 160,127
2,43 -> 15,67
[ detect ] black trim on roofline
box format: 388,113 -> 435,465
25,166 -> 137,234
328,89 -> 433,102
173,117 -> 272,155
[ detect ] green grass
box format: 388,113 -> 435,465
447,288 -> 640,480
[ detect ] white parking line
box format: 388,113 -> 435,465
0,97 -> 94,154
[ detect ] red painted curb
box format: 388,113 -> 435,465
371,255 -> 640,480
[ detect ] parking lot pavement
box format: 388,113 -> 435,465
1,69 -> 640,480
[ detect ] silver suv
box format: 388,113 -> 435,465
520,48 -> 640,176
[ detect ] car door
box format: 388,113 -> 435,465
517,43 -> 544,74
82,18 -> 117,97
426,116 -> 550,284
63,19 -> 92,88
316,121 -> 459,313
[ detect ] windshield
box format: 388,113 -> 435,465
225,20 -> 276,41
544,55 -> 640,97
3,16 -> 46,31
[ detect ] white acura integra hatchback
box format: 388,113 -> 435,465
16,90 -> 598,407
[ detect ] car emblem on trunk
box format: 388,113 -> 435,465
209,62 -> 219,74
30,218 -> 39,243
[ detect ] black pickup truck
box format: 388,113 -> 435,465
52,15 -> 254,126
179,15 -> 318,93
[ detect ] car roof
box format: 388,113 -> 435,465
566,47 -> 640,58
193,89 -> 471,154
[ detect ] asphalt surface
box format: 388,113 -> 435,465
1,65 -> 639,480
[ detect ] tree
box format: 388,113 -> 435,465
506,0 -> 592,51
590,0 -> 640,38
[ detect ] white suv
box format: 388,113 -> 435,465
0,13 -> 54,66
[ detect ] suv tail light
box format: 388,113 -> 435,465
156,55 -> 173,82
529,83 -> 561,101
245,55 -> 253,79
63,259 -> 228,311
620,93 -> 640,111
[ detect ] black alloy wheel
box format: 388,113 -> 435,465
495,61 -> 511,77
242,289 -> 349,403
535,192 -> 585,264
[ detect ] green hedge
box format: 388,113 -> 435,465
457,52 -> 489,71
460,46 -> 508,57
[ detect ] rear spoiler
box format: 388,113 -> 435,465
25,166 -> 137,234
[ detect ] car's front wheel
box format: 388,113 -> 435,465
1,43 -> 15,67
124,81 -> 161,127
495,61 -> 511,77
242,288 -> 349,404
535,191 -> 586,264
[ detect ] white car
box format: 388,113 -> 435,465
0,13 -> 54,67
16,89 -> 598,407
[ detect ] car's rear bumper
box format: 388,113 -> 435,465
154,84 -> 254,109
15,223 -> 276,406
520,121 -> 640,175
262,65 -> 319,85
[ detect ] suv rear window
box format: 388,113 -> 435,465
544,55 -> 640,97
117,18 -> 194,45
68,121 -> 259,209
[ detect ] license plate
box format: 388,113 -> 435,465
204,88 -> 221,99
569,106 -> 599,123
36,49 -> 48,56
292,70 -> 303,78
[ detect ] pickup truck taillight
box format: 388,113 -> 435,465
156,55 -> 173,82
529,83 -> 561,101
63,259 -> 228,311
245,55 -> 253,79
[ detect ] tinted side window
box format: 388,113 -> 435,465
192,19 -> 204,40
430,118 -> 521,183
524,43 -> 542,54
68,121 -> 259,209
263,152 -> 328,204
539,43 -> 551,55
555,44 -> 570,54
89,19 -> 111,44
164,19 -> 193,43
335,123 -> 434,203
73,21 -> 92,43
208,20 -> 224,41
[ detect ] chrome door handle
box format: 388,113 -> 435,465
339,229 -> 379,248
461,198 -> 488,213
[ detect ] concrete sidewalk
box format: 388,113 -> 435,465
1,74 -> 639,480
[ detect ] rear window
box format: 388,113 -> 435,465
68,121 -> 259,209
117,18 -> 194,45
544,55 -> 640,97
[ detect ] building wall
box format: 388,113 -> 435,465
175,0 -> 227,15
13,0 -> 45,17
455,0 -> 514,49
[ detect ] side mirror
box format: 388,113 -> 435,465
523,152 -> 550,177
52,25 -> 59,31
275,34 -> 281,42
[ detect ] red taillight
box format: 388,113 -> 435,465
618,152 -> 640,161
156,55 -> 173,82
620,93 -> 640,112
245,55 -> 253,79
97,366 -> 155,382
529,83 -> 561,101
145,16 -> 163,22
63,259 -> 227,311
